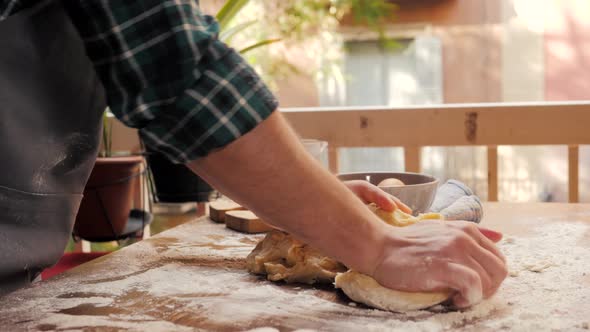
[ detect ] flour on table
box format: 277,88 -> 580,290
243,328 -> 279,332
523,260 -> 554,273
481,222 -> 590,331
1,217 -> 589,332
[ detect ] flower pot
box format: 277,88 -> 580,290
73,156 -> 144,239
145,150 -> 214,203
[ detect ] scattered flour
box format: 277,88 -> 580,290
0,219 -> 589,331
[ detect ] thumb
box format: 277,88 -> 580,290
375,194 -> 397,212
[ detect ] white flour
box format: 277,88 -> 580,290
0,220 -> 589,331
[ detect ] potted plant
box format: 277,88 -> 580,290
73,111 -> 145,241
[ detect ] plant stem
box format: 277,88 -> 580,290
239,38 -> 282,54
216,0 -> 251,31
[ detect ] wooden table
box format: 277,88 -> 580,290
1,203 -> 590,331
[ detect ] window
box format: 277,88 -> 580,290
320,36 -> 442,107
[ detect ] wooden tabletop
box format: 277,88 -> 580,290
1,203 -> 590,331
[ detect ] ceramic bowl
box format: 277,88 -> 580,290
338,172 -> 439,214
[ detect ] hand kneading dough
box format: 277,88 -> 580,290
246,204 -> 450,312
335,271 -> 451,312
246,230 -> 346,284
334,205 -> 449,312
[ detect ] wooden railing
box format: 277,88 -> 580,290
283,101 -> 590,203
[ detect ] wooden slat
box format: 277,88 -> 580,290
328,145 -> 340,174
283,102 -> 590,147
133,162 -> 146,210
108,103 -> 590,204
109,102 -> 590,153
487,146 -> 498,202
404,147 -> 421,173
568,145 -> 579,203
196,202 -> 209,218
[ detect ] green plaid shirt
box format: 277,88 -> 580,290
0,0 -> 278,163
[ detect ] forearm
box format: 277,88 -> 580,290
188,111 -> 387,274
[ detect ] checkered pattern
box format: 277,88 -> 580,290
1,0 -> 278,163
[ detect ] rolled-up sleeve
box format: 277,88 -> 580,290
64,0 -> 278,163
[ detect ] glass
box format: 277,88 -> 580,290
301,139 -> 329,168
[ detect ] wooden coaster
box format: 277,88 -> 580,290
209,199 -> 244,223
225,210 -> 274,234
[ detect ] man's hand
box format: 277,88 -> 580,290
344,180 -> 412,214
371,220 -> 508,308
189,111 -> 507,309
345,181 -> 506,307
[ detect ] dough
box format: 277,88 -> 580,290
378,178 -> 405,187
246,204 -> 450,312
246,230 -> 346,284
335,271 -> 451,312
368,204 -> 442,227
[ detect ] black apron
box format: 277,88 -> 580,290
0,1 -> 105,295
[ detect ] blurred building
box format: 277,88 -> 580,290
273,0 -> 590,202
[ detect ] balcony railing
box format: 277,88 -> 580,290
283,101 -> 590,203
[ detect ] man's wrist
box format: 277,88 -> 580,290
349,215 -> 392,276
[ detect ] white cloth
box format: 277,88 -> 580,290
429,180 -> 483,223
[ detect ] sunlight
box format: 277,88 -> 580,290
512,0 -> 561,33
550,41 -> 576,62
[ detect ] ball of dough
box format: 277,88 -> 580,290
378,178 -> 405,187
335,270 -> 451,312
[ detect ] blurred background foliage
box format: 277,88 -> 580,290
216,0 -> 398,88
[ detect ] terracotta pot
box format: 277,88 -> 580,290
73,156 -> 144,240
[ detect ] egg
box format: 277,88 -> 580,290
378,178 -> 405,187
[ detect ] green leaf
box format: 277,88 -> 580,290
348,0 -> 398,49
216,0 -> 251,31
350,0 -> 397,26
239,38 -> 282,54
219,19 -> 257,43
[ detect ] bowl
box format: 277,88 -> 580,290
338,172 -> 439,214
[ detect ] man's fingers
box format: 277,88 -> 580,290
469,246 -> 508,297
479,227 -> 503,243
390,195 -> 412,214
359,185 -> 397,212
372,190 -> 397,212
452,293 -> 471,308
449,222 -> 508,298
449,222 -> 507,264
467,254 -> 498,298
442,263 -> 483,308
472,226 -> 507,264
344,180 -> 413,214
